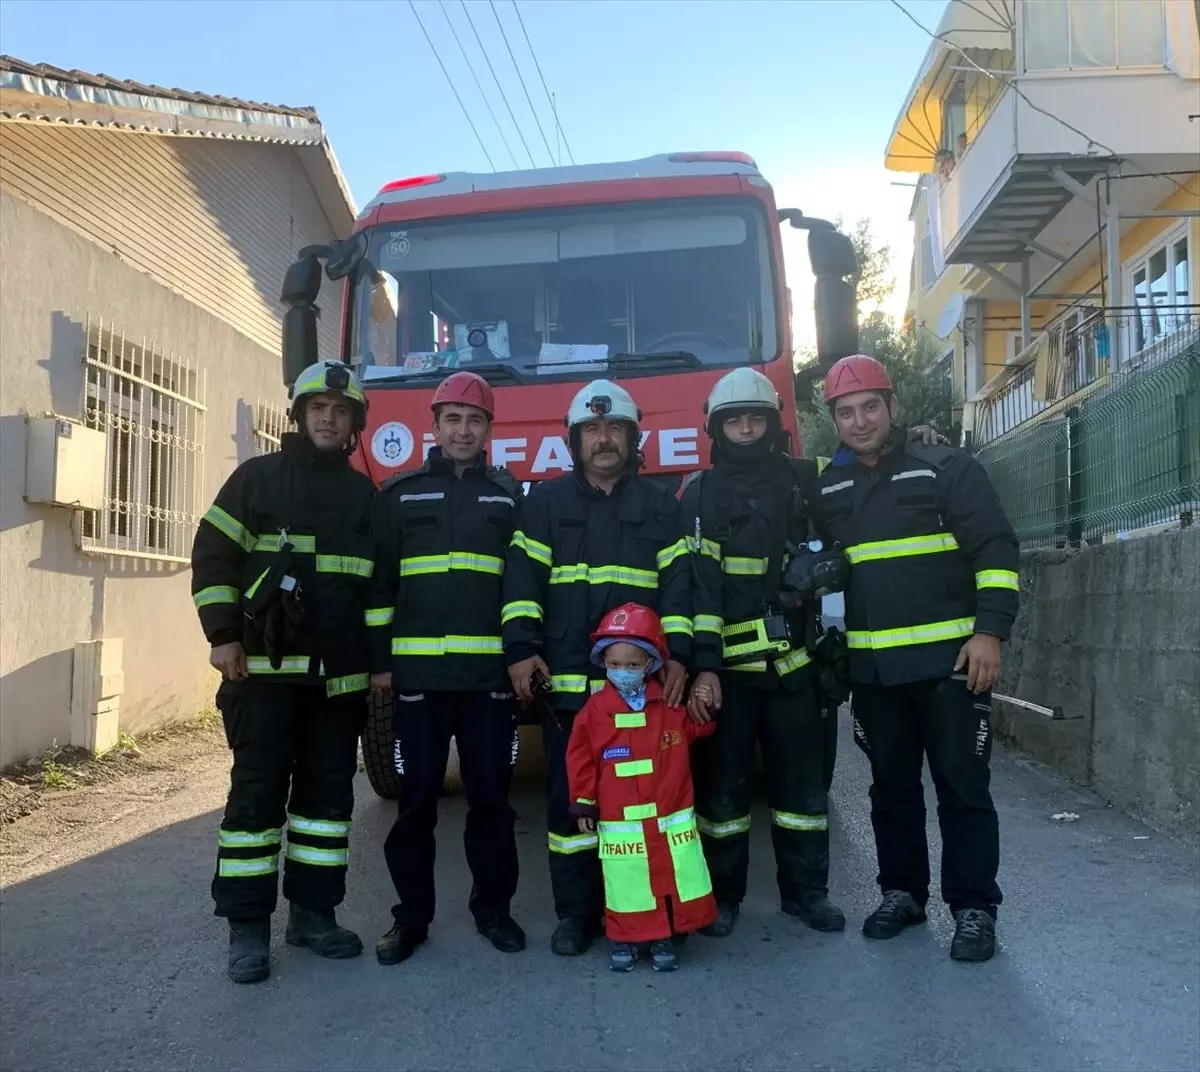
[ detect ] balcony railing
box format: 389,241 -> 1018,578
972,306 -> 1199,447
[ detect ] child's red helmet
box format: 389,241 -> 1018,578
589,603 -> 669,668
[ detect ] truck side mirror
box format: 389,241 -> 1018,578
281,253 -> 324,389
809,228 -> 859,364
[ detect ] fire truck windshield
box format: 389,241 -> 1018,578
347,196 -> 777,383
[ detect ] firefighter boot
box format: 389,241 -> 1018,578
285,904 -> 363,959
551,916 -> 597,956
781,893 -> 847,932
700,902 -> 739,938
475,914 -> 527,953
862,890 -> 927,939
950,908 -> 996,962
227,918 -> 271,985
375,923 -> 429,965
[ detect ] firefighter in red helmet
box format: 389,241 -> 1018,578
812,353 -> 1019,962
369,369 -> 527,964
566,603 -> 717,973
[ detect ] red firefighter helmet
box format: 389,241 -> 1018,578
823,354 -> 894,404
589,602 -> 669,668
431,371 -> 494,419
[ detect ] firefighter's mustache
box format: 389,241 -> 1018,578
591,444 -> 622,456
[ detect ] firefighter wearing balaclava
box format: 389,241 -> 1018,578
501,378 -> 695,957
681,367 -> 847,939
190,360 -> 375,984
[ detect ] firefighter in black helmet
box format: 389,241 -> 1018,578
191,360 -> 375,984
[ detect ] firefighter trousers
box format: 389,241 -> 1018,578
851,677 -> 1003,916
694,670 -> 830,906
542,705 -> 603,922
212,679 -> 363,920
384,690 -> 519,928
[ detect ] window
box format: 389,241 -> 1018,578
920,217 -> 937,291
80,317 -> 206,563
942,81 -> 966,155
253,401 -> 292,456
1128,230 -> 1191,354
1024,0 -> 1166,71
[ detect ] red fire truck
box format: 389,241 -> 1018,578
280,151 -> 859,797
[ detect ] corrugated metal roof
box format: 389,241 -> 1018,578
0,55 -> 318,120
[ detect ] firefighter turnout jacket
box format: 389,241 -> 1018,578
502,471 -> 693,711
369,449 -> 522,692
811,432 -> 1019,686
682,453 -> 822,688
191,433 -> 376,698
565,677 -> 718,942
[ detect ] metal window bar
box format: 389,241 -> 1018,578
252,401 -> 292,455
79,313 -> 207,564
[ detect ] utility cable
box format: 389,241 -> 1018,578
489,0 -> 555,167
409,0 -> 496,171
460,0 -> 538,168
438,0 -> 521,169
512,0 -> 576,165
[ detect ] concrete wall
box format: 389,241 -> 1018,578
994,530 -> 1199,840
0,188 -> 327,765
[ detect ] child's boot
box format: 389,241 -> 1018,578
649,938 -> 678,972
609,942 -> 638,972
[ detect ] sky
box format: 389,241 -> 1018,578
0,0 -> 944,341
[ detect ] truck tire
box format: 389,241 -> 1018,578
361,692 -> 401,800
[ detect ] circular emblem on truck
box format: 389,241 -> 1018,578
371,421 -> 414,468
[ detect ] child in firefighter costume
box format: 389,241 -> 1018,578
566,603 -> 718,972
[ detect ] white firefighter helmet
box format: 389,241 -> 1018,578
565,379 -> 641,429
704,367 -> 780,432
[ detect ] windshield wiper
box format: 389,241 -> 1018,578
397,362 -> 526,387
609,350 -> 702,370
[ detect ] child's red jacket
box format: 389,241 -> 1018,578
566,678 -> 718,943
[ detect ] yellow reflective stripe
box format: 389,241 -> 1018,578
575,797 -> 596,807
398,552 -> 504,577
285,843 -> 348,867
657,806 -> 696,831
244,568 -> 271,601
597,819 -> 644,835
193,585 -> 239,608
203,505 -> 255,552
624,802 -> 658,821
661,615 -> 693,637
697,537 -> 722,562
771,810 -> 828,832
326,673 -> 369,697
548,563 -> 658,589
775,649 -> 813,675
816,456 -> 831,474
219,827 -> 282,848
511,530 -> 552,567
217,855 -> 278,878
613,712 -> 646,728
590,679 -> 605,694
501,600 -> 543,625
254,533 -> 317,553
697,814 -> 750,838
722,556 -> 769,576
288,814 -> 351,838
976,569 -> 1019,591
615,759 -> 654,777
728,660 -> 768,672
548,831 -> 598,854
365,607 -> 394,627
693,614 -> 723,634
847,617 -> 976,651
317,554 -> 373,578
551,674 -> 589,693
844,533 -> 959,565
391,636 -> 504,656
246,655 -> 312,675
656,538 -> 690,570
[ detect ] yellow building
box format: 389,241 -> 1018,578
887,0 -> 1200,453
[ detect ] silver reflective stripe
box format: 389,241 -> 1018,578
821,479 -> 854,495
892,469 -> 937,481
399,492 -> 445,502
218,828 -> 282,848
218,856 -> 278,878
477,495 -> 514,505
490,691 -> 515,700
285,843 -> 348,867
287,814 -> 351,838
396,692 -> 424,703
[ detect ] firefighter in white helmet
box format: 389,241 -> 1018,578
501,378 -> 697,956
681,367 -> 848,937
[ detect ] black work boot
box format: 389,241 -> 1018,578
862,890 -> 927,939
782,893 -> 847,932
284,904 -> 363,959
950,908 -> 996,962
227,918 -> 271,984
550,916 -> 596,956
700,901 -> 739,938
476,914 -> 527,953
375,922 -> 428,966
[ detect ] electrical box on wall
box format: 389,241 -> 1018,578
72,637 -> 124,755
25,417 -> 106,511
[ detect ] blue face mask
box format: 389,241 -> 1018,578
607,667 -> 646,693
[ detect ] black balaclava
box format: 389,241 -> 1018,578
709,407 -> 781,470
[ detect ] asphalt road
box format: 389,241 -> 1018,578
2,712 -> 1198,1072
